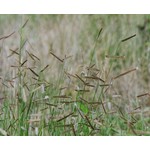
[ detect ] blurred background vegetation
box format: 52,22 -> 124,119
0,14 -> 150,103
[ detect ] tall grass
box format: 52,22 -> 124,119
0,15 -> 150,136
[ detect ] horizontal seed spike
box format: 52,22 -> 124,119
121,34 -> 136,42
137,93 -> 150,98
0,31 -> 15,41
113,67 -> 138,80
57,112 -> 74,122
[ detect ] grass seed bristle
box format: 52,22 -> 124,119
56,112 -> 74,122
50,51 -> 64,63
75,74 -> 86,84
85,115 -> 95,130
29,68 -> 39,77
137,93 -> 150,98
105,55 -> 125,59
0,31 -> 15,41
22,19 -> 29,28
121,34 -> 136,42
53,95 -> 71,99
40,65 -> 49,73
113,67 -> 138,80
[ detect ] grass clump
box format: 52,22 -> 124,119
0,15 -> 150,136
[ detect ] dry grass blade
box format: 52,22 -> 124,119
20,59 -> 27,67
6,80 -> 14,88
99,84 -> 110,87
40,107 -> 48,111
22,19 -> 29,28
30,85 -> 44,93
45,103 -> 57,107
89,102 -> 101,105
6,119 -> 18,131
87,64 -> 95,70
59,101 -> 77,104
84,76 -> 105,82
127,108 -> 141,115
120,116 -> 127,122
31,53 -> 40,61
129,124 -> 137,135
85,115 -> 95,130
29,68 -> 39,77
97,28 -> 103,39
11,65 -> 20,68
26,50 -> 40,61
59,86 -> 68,91
104,81 -> 112,93
137,93 -> 150,98
40,65 -> 49,73
85,84 -> 95,87
23,82 -> 30,91
133,106 -> 141,110
75,74 -> 86,84
131,116 -> 137,122
105,55 -> 125,59
75,89 -> 90,92
32,77 -> 39,81
121,34 -> 136,42
64,71 -> 77,78
75,105 -> 85,119
56,112 -> 74,122
79,97 -> 101,105
113,67 -> 138,80
26,50 -> 35,60
50,51 -> 64,63
0,31 -> 15,41
79,97 -> 89,104
2,82 -> 9,88
101,100 -> 107,114
8,48 -> 19,57
55,124 -> 72,128
53,95 -> 71,99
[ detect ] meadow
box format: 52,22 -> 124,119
0,14 -> 150,135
